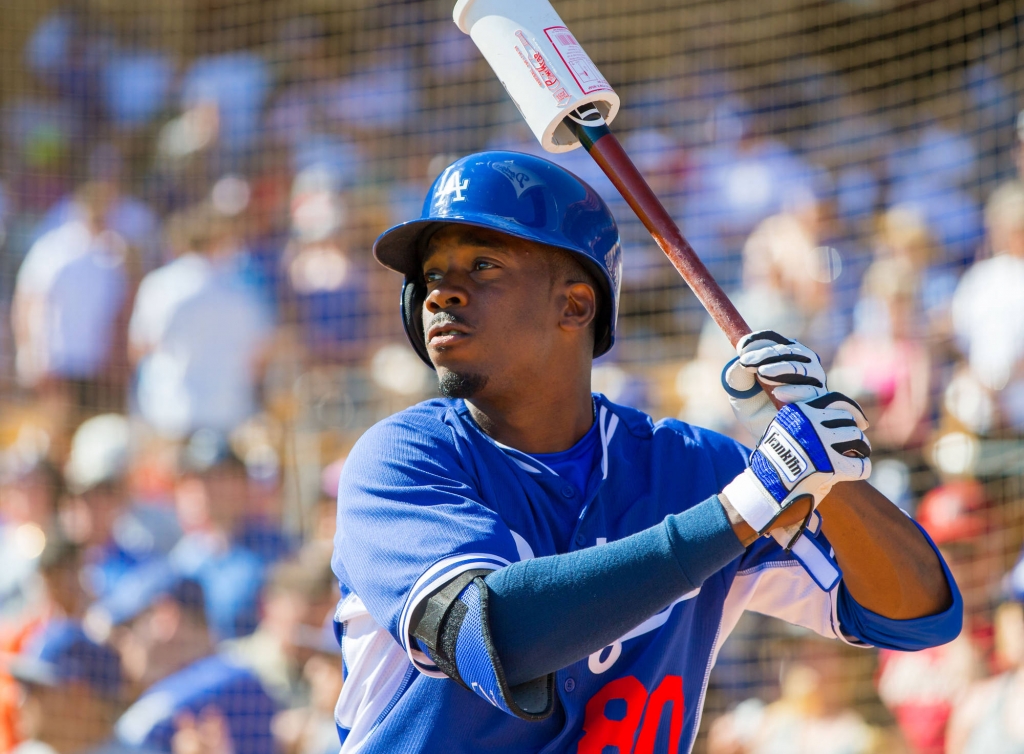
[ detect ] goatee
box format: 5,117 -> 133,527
438,369 -> 488,398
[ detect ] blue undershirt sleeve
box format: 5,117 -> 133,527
482,494 -> 743,687
836,519 -> 963,651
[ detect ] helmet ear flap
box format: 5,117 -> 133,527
401,278 -> 433,368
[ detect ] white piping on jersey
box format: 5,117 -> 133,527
509,530 -> 536,561
371,664 -> 416,730
399,553 -> 511,676
477,397 -> 620,483
400,552 -> 511,642
510,457 -> 544,474
597,405 -> 619,480
492,440 -> 557,477
687,614 -> 723,754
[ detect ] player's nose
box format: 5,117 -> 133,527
421,270 -> 468,311
424,279 -> 469,312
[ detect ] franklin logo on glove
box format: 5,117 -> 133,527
761,430 -> 808,482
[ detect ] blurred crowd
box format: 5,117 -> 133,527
0,3 -> 1023,754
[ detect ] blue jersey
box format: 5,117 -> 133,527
331,395 -> 950,753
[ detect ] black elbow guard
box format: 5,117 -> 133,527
410,570 -> 553,720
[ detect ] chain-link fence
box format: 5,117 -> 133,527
0,1 -> 1022,753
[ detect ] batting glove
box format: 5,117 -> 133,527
722,392 -> 871,588
722,330 -> 827,441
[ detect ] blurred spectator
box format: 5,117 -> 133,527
872,205 -> 958,341
25,7 -> 110,127
5,621 -> 125,754
263,19 -> 369,189
0,539 -> 84,754
888,124 -> 984,267
280,167 -> 372,363
269,630 -> 344,754
178,52 -> 270,159
60,415 -> 140,600
325,52 -> 418,135
832,258 -> 932,450
707,639 -> 881,754
876,482 -> 989,754
35,146 -> 162,272
101,50 -> 174,133
730,200 -> 844,360
678,200 -> 845,434
0,98 -> 78,222
220,544 -> 336,709
85,564 -> 277,754
168,433 -> 270,639
680,101 -> 821,288
12,183 -> 129,410
85,563 -> 208,694
31,537 -> 86,624
951,181 -> 1024,434
129,204 -> 274,440
946,593 -> 1024,753
0,432 -> 62,619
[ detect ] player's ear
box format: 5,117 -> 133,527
559,281 -> 597,335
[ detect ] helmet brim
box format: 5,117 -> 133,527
374,216 -> 606,280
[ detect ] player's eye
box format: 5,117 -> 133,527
423,269 -> 442,283
473,259 -> 497,272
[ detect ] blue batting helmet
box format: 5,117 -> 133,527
373,151 -> 622,367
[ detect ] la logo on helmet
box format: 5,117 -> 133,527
438,170 -> 470,203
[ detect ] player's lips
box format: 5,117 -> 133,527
427,322 -> 472,347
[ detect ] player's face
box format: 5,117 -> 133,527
420,226 -> 576,397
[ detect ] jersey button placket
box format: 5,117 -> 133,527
574,532 -> 586,547
563,678 -> 576,692
560,485 -> 575,499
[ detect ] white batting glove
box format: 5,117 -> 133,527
722,331 -> 834,572
722,391 -> 872,536
722,330 -> 828,441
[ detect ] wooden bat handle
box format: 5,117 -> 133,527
566,113 -> 788,411
568,116 -> 753,347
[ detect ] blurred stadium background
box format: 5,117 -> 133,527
0,1 -> 1023,753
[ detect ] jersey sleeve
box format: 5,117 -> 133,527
724,535 -> 860,646
722,516 -> 961,651
834,519 -> 962,650
332,409 -> 520,676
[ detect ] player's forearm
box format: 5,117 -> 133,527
481,495 -> 744,686
819,480 -> 953,619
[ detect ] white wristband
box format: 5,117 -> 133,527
722,469 -> 780,534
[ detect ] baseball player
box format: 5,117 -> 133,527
331,151 -> 961,753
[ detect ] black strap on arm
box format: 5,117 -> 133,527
410,570 -> 555,720
411,569 -> 489,689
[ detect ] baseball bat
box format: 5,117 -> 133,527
564,106 -> 753,349
451,0 -> 774,396
454,0 -> 865,556
451,0 -> 841,416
